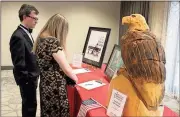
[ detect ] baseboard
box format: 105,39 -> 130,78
1,66 -> 13,70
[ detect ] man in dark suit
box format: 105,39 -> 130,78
9,4 -> 40,117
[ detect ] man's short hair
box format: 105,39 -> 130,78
19,4 -> 39,22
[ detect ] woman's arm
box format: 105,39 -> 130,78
52,50 -> 78,83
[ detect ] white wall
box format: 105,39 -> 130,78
1,1 -> 120,66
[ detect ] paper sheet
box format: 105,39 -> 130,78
107,89 -> 127,117
72,68 -> 91,74
78,80 -> 106,90
72,53 -> 83,68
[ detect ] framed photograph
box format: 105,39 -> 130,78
82,27 -> 111,68
105,44 -> 124,79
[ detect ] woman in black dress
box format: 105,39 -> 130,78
33,13 -> 78,117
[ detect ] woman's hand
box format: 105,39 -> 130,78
73,77 -> 78,84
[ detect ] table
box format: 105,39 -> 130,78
67,64 -> 179,117
67,64 -> 108,117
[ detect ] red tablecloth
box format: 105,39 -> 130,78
163,106 -> 179,117
67,64 -> 179,117
67,64 -> 108,117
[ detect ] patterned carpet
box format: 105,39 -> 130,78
1,70 -> 179,117
1,70 -> 40,117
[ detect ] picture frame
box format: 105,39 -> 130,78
105,44 -> 124,79
82,27 -> 111,68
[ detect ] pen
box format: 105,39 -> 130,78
84,68 -> 89,71
95,80 -> 102,84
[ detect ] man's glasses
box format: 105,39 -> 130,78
27,15 -> 38,21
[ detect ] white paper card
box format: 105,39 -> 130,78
72,53 -> 83,68
107,89 -> 127,117
72,68 -> 91,74
78,80 -> 106,90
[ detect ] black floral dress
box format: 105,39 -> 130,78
36,37 -> 70,117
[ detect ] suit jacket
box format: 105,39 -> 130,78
9,25 -> 40,85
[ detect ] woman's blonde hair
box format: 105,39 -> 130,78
33,13 -> 69,53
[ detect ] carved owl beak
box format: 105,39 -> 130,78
122,16 -> 131,25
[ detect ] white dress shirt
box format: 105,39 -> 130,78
19,24 -> 34,43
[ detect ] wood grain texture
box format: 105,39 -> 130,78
120,31 -> 166,84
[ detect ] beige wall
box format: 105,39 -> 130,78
1,2 -> 120,66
